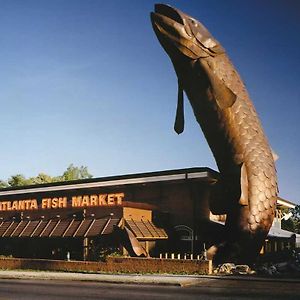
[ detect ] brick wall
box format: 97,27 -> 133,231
0,257 -> 212,275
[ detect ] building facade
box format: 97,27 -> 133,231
0,167 -> 218,260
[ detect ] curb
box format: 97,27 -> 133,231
0,271 -> 191,286
0,270 -> 299,286
201,274 -> 300,283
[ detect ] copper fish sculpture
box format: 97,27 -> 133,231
151,4 -> 278,263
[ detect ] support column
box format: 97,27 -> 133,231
83,237 -> 89,261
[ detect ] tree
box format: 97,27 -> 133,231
0,164 -> 93,188
0,180 -> 8,189
7,174 -> 32,187
60,164 -> 93,181
29,173 -> 53,185
282,205 -> 300,234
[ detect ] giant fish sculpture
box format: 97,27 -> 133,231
151,4 -> 278,263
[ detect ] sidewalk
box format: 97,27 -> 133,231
0,270 -> 202,286
0,270 -> 299,286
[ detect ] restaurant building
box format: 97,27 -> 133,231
0,167 -> 297,261
0,167 -> 218,260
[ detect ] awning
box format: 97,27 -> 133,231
125,219 -> 168,240
0,218 -> 120,238
0,218 -> 168,240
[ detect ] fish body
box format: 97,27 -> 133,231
151,4 -> 278,263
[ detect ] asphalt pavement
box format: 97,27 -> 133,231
0,276 -> 300,300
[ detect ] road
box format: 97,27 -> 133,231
0,278 -> 299,299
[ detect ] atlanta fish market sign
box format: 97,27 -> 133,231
0,193 -> 124,212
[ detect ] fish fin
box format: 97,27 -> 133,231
201,59 -> 237,109
271,148 -> 279,161
239,163 -> 249,206
174,81 -> 184,134
210,75 -> 237,109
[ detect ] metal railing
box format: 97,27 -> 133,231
158,252 -> 207,260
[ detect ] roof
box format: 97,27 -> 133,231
277,197 -> 297,209
268,226 -> 300,240
0,167 -> 219,197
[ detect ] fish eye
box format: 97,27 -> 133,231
190,18 -> 198,26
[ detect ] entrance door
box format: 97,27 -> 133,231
174,225 -> 194,254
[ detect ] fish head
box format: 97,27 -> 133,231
151,4 -> 236,134
151,4 -> 225,61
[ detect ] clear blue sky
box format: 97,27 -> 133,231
0,0 -> 299,204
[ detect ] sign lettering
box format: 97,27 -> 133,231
0,193 -> 124,212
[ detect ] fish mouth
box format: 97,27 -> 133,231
151,4 -> 224,59
153,4 -> 185,26
150,4 -> 193,51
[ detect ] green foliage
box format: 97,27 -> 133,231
89,245 -> 122,262
282,205 -> 300,234
60,164 -> 93,181
0,180 -> 8,189
281,218 -> 296,232
29,173 -> 53,185
0,164 -> 93,188
7,174 -> 32,187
